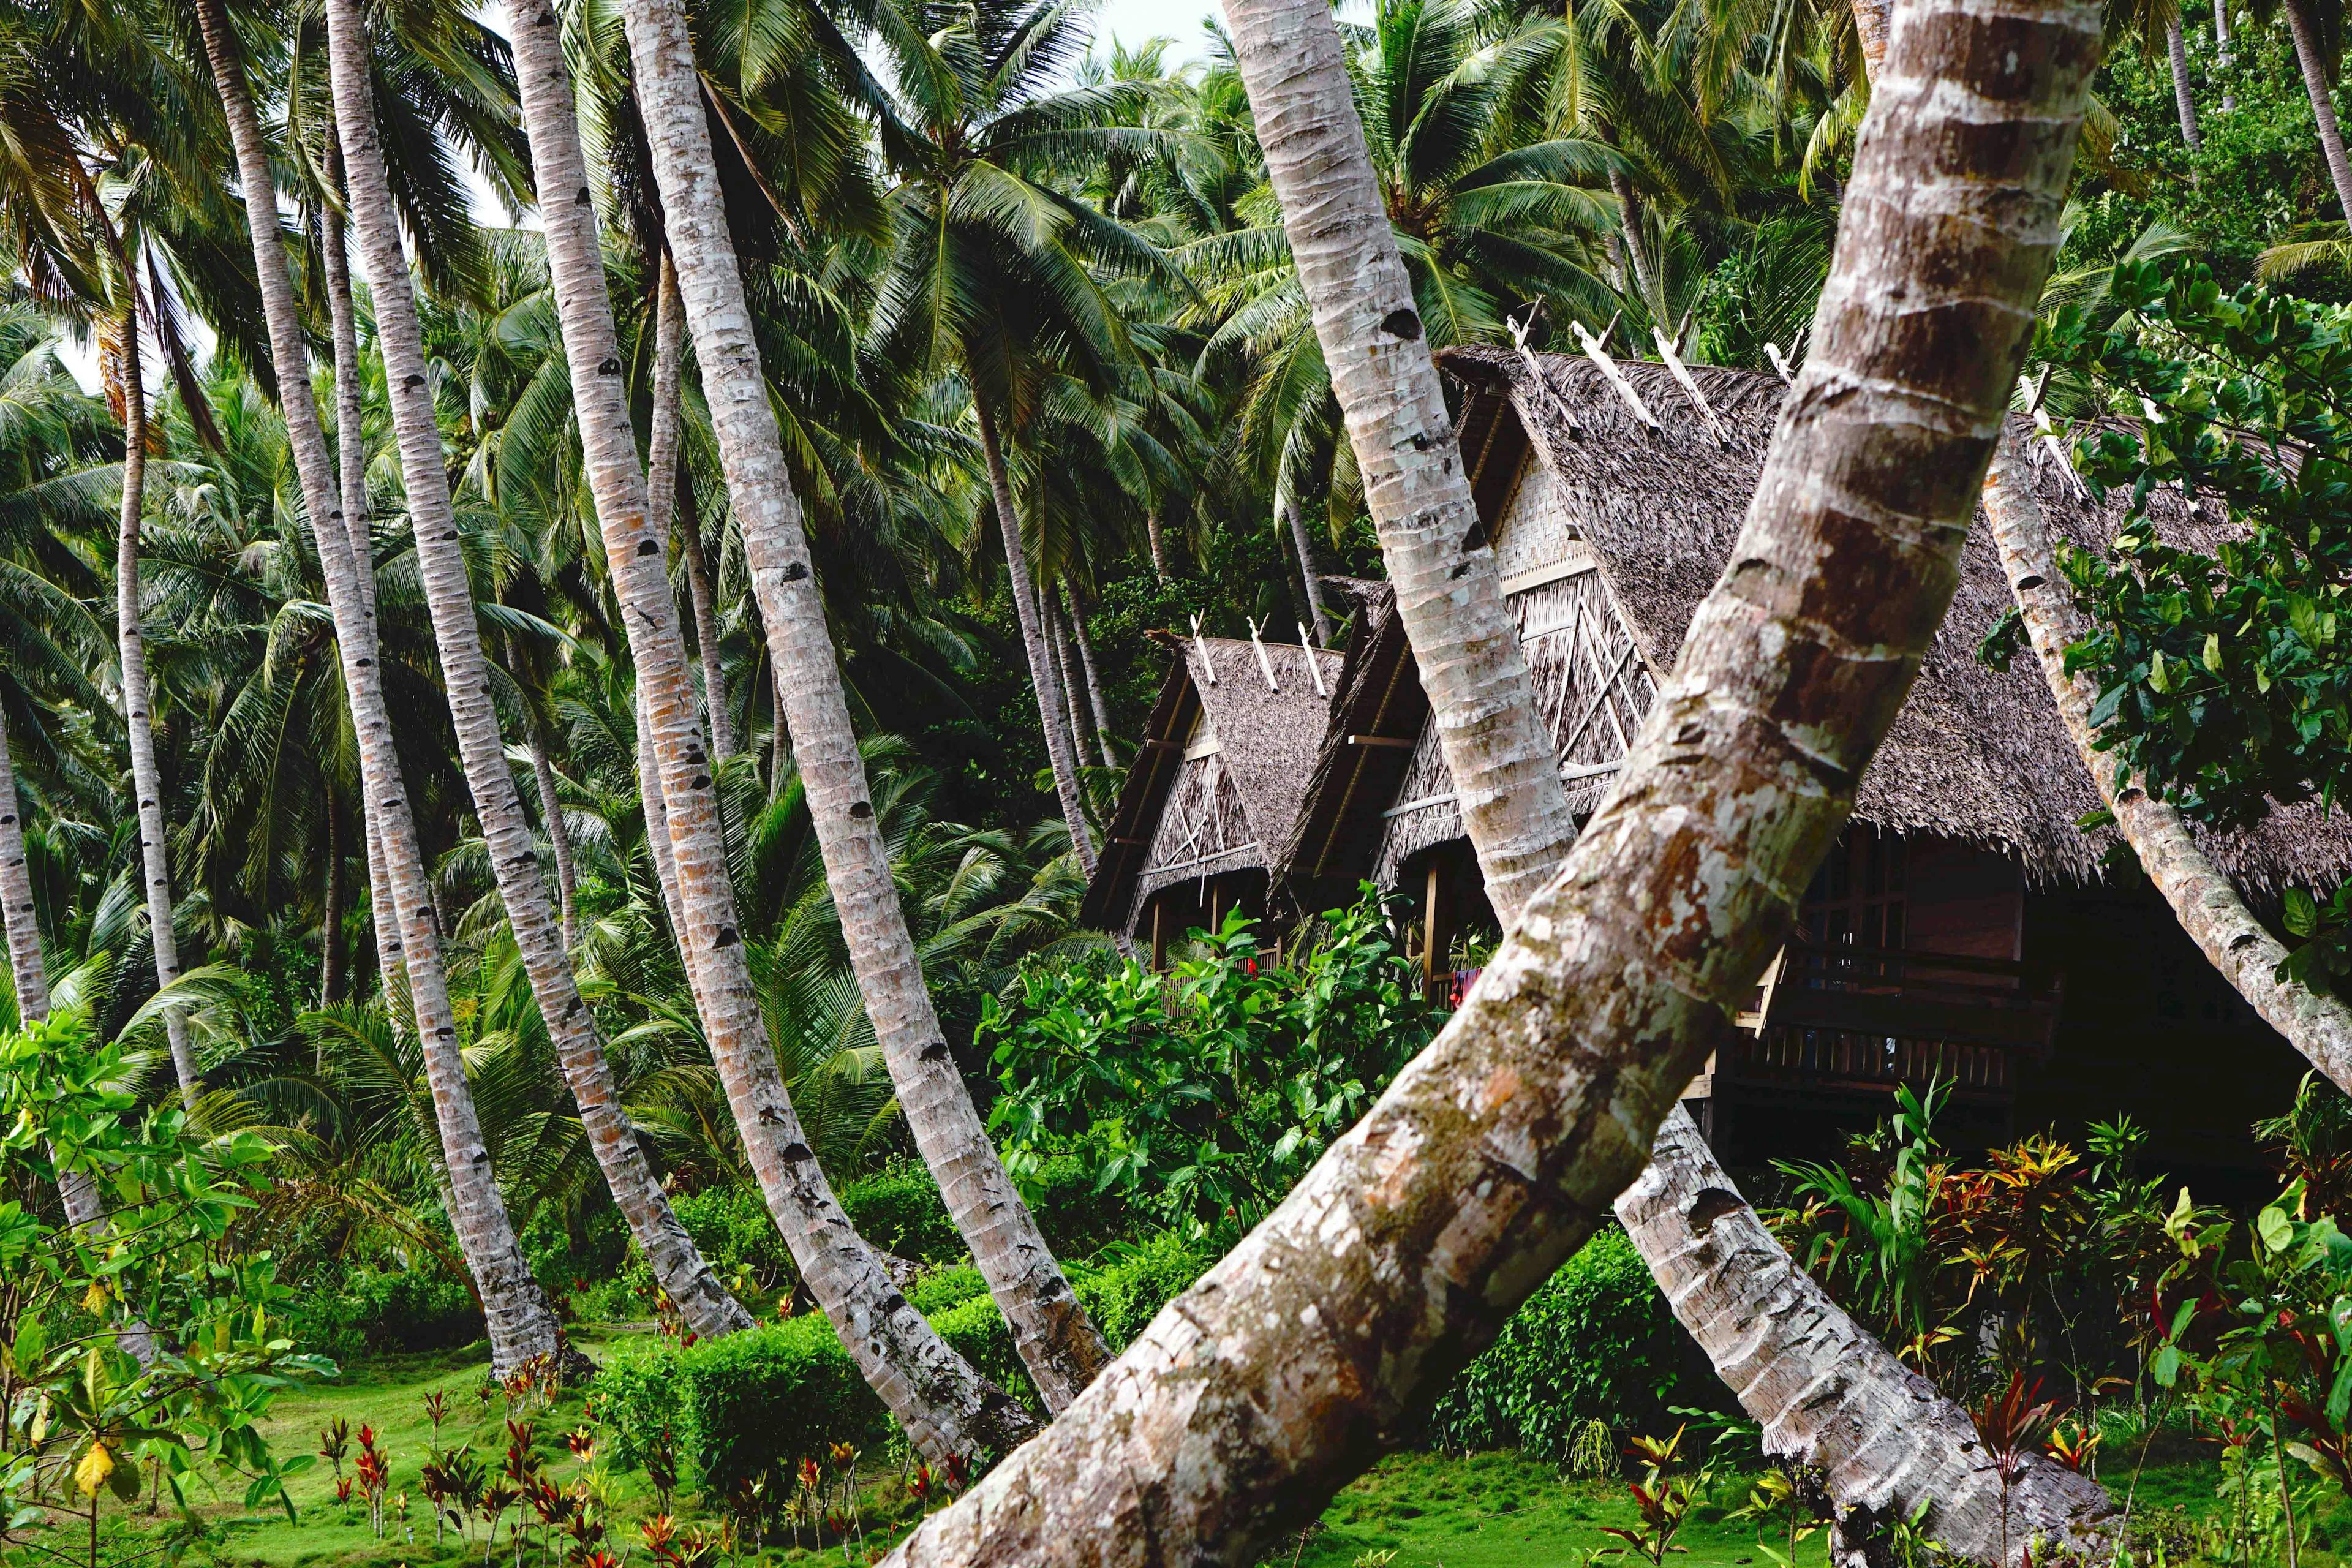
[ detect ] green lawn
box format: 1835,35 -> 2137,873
33,1333 -> 2246,1568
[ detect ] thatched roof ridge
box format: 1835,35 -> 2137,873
1077,633 -> 1343,933
1271,346 -> 2352,898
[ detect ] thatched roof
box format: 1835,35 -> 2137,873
1079,633 -> 1344,933
1272,347 -> 2352,903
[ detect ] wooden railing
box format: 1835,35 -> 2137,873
1725,940 -> 2062,1101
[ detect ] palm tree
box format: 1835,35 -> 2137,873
317,0 -> 750,1342
619,0 -> 1115,1416
859,0 -> 1182,878
510,0 -> 1041,1453
190,0 -> 570,1376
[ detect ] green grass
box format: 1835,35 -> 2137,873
31,1336 -> 2253,1568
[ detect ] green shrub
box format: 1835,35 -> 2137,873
931,1295 -> 1033,1406
840,1162 -> 963,1263
1076,1232 -> 1214,1351
1425,1226 -> 1708,1464
292,1265 -> 482,1360
593,1317 -> 888,1493
906,1265 -> 988,1315
672,1185 -> 797,1292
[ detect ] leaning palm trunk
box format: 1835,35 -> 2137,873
0,703 -> 45,1033
318,183 -> 409,1026
1849,0 -> 1894,77
974,399 -> 1101,879
633,682 -> 690,943
880,0 -> 2104,1556
1069,596 -> 1118,769
1,696 -> 86,1232
2282,0 -> 2352,218
1621,1111 -> 2116,1564
1282,497 -> 1334,646
1985,443 -> 2352,1089
525,716 -> 582,954
610,0 -> 1112,1415
1049,594 -> 1096,778
1240,0 -> 2113,1559
510,0 -> 1047,1449
111,298 -> 202,1107
647,265 -> 736,762
196,0 -> 567,1374
320,0 -> 749,1344
3,647 -> 157,1363
2166,18 -> 2203,152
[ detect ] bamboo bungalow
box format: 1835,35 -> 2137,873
1262,346 -> 2352,1183
1079,631 -> 1345,966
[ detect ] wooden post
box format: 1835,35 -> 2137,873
1150,895 -> 1166,971
1424,859 -> 1444,992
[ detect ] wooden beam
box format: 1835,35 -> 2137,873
1344,733 -> 1415,750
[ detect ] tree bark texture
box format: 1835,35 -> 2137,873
2167,18 -> 2204,151
112,296 -> 202,1107
1049,592 -> 1098,781
527,0 -> 1052,1448
1984,444 -> 2352,1094
1069,596 -> 1119,769
2283,0 -> 2352,218
1621,1110 -> 2117,1565
200,0 -> 567,1374
322,787 -> 346,1006
1283,497 -> 1335,646
880,0 -> 2101,1555
649,267 -> 737,763
974,398 -> 1100,880
1146,510 -> 1171,580
319,183 -> 410,1027
327,0 -> 751,1345
1850,0 -> 1896,78
1,700 -> 153,1361
0,701 -> 47,1030
528,720 -> 583,954
635,681 -> 690,943
2216,0 -> 2235,110
614,0 -> 1112,1415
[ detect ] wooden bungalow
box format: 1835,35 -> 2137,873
1080,631 -> 1345,965
1267,346 -> 2352,1183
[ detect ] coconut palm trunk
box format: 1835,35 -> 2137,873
634,682 -> 690,941
110,297 -> 202,1107
2217,0 -> 2236,109
195,0 -> 567,1374
1145,509 -> 1171,580
974,399 -> 1100,878
1235,0 -> 2111,1557
1850,0 -> 1895,76
1069,596 -> 1117,769
319,0 -> 750,1343
2282,0 -> 2352,218
2168,18 -> 2204,151
1985,443 -> 2352,1090
2,699 -> 155,1362
322,789 -> 346,1005
0,703 -> 45,1033
608,0 -> 1114,1415
318,176 -> 410,1026
878,0 -> 2106,1555
647,264 -> 736,761
1282,497 -> 1334,646
1049,593 -> 1096,776
526,717 -> 582,954
508,0 -> 1050,1447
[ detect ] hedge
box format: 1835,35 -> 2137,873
1423,1224 -> 1710,1463
593,1316 -> 889,1494
589,1224 -> 1705,1487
